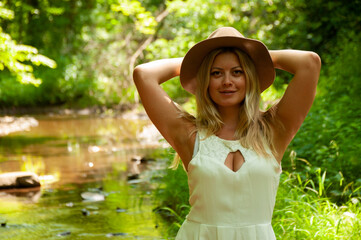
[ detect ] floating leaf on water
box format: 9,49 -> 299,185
127,179 -> 143,184
86,205 -> 99,210
116,207 -> 126,213
81,192 -> 105,201
106,232 -> 127,237
57,231 -> 71,236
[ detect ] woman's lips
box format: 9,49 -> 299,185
219,90 -> 236,95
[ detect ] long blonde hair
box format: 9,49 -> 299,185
170,47 -> 277,169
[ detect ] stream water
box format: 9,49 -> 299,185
0,112 -> 171,239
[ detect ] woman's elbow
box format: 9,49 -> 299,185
308,51 -> 322,72
133,65 -> 145,83
299,51 -> 321,81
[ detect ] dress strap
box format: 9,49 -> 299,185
192,132 -> 200,158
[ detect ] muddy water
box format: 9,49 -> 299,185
0,113 -> 170,239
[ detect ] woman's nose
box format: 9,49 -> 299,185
222,74 -> 232,86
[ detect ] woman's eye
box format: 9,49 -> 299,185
211,71 -> 221,76
234,70 -> 244,75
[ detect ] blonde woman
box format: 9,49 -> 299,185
133,27 -> 321,239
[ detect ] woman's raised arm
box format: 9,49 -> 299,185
133,58 -> 196,164
269,50 -> 321,157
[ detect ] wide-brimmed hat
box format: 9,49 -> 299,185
180,27 -> 275,94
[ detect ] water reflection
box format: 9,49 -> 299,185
0,187 -> 41,203
0,114 -> 169,239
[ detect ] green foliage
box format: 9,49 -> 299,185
0,2 -> 13,19
111,0 -> 158,35
1,0 -> 360,107
0,0 -> 140,106
273,171 -> 361,239
0,75 -> 38,106
151,148 -> 190,235
252,0 -> 361,55
0,3 -> 56,86
286,34 -> 361,202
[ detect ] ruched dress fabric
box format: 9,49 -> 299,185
175,132 -> 282,240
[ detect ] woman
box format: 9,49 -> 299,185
133,27 -> 321,239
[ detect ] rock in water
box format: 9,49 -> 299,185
0,172 -> 40,189
81,209 -> 90,216
80,192 -> 105,201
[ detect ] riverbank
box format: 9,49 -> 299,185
0,116 -> 38,136
0,104 -> 147,137
0,104 -> 134,116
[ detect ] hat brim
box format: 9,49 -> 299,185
180,36 -> 275,94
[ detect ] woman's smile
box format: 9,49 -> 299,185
219,89 -> 237,94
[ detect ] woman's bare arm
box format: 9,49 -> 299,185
133,58 -> 196,165
269,50 -> 321,159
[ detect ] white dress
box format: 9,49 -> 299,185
175,132 -> 282,240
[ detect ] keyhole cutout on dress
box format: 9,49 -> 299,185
224,150 -> 245,172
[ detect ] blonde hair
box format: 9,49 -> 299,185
170,47 -> 277,169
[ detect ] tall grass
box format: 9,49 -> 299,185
274,171 -> 361,239
153,152 -> 361,239
151,149 -> 190,236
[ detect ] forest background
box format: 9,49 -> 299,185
1,0 -> 361,238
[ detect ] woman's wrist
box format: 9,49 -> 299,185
269,50 -> 282,69
172,57 -> 183,76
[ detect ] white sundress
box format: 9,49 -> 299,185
175,131 -> 282,240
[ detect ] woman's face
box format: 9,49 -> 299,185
208,51 -> 246,109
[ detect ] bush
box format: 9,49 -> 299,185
151,149 -> 189,236
286,33 -> 361,202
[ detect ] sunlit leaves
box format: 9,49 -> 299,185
111,0 -> 157,35
0,3 -> 14,20
0,4 -> 56,86
0,32 -> 55,86
29,54 -> 56,68
45,7 -> 65,16
0,32 -> 57,85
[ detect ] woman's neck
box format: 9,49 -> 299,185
217,106 -> 240,140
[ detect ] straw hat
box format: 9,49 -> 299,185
180,27 -> 275,94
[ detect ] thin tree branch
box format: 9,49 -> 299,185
128,9 -> 169,77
